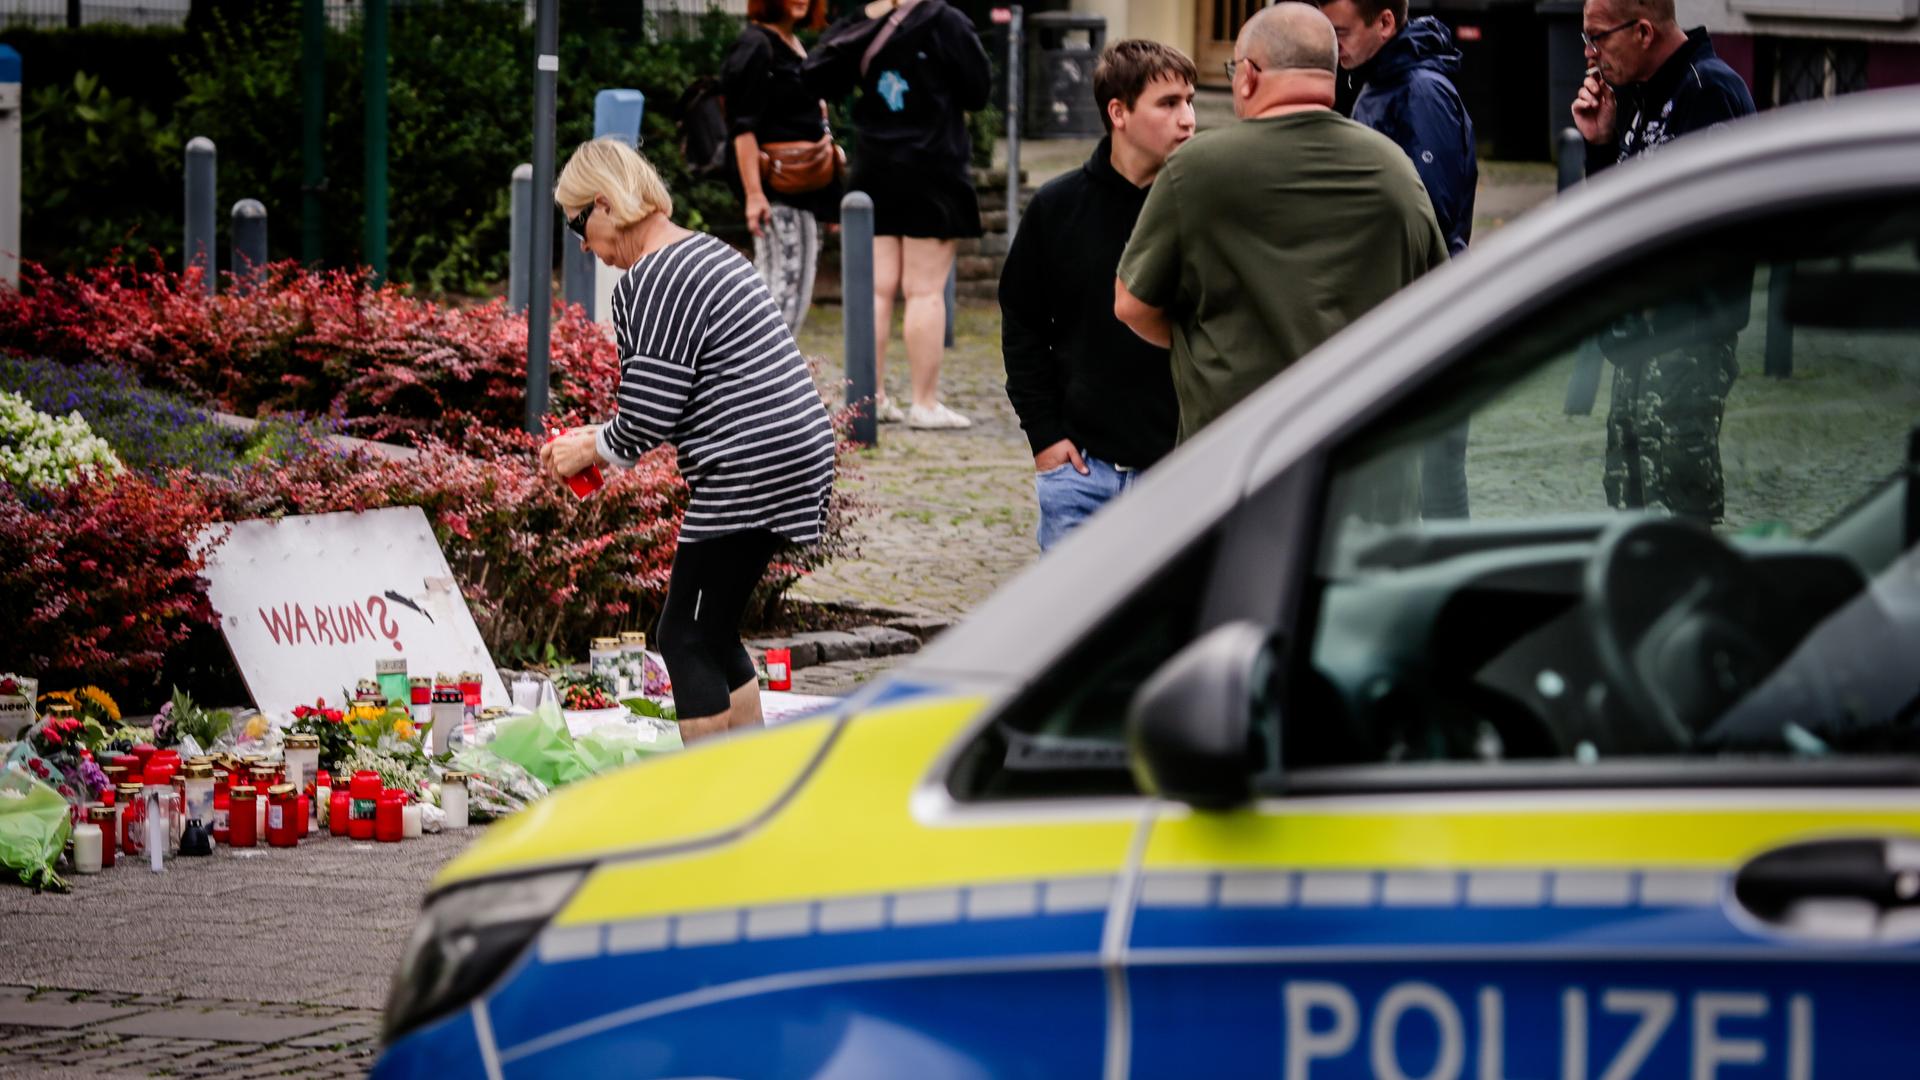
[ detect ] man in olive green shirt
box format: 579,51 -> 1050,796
1115,1 -> 1447,441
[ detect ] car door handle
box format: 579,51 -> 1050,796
1732,836 -> 1920,942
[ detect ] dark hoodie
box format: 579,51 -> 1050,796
1586,27 -> 1755,178
803,0 -> 991,176
999,138 -> 1177,469
1347,16 -> 1477,257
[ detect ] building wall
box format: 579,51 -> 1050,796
1677,0 -> 1920,44
1069,0 -> 1198,57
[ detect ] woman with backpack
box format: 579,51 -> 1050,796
806,0 -> 991,430
722,0 -> 842,335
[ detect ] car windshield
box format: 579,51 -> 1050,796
1303,198 -> 1920,769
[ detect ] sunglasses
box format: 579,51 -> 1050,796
566,202 -> 594,241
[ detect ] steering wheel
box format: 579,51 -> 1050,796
1583,516 -> 1787,752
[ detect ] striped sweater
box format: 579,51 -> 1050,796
593,233 -> 836,544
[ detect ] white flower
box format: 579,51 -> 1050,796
0,389 -> 124,492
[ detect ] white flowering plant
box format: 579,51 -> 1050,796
0,390 -> 124,492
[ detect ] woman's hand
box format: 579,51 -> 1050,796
745,191 -> 772,238
539,426 -> 605,481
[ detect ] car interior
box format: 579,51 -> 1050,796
952,197 -> 1920,804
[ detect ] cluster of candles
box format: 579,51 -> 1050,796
65,741 -> 472,875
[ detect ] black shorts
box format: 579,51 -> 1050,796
654,529 -> 782,717
852,162 -> 983,240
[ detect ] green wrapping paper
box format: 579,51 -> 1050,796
487,704 -> 681,789
1,765 -> 73,891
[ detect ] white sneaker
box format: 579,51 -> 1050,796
906,402 -> 973,430
875,397 -> 906,424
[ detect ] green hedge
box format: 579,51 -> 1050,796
8,4 -> 743,293
8,3 -> 1002,294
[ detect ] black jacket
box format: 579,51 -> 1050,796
804,0 -> 991,175
1348,17 -> 1476,257
1587,27 -> 1755,177
720,24 -> 841,220
1000,138 -> 1177,469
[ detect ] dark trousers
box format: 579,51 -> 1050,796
1604,339 -> 1739,523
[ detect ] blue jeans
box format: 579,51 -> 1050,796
1035,453 -> 1139,551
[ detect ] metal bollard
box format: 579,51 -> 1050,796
944,262 -> 957,349
1556,127 -> 1586,194
184,137 -> 217,295
841,191 -> 878,447
1764,262 -> 1794,379
230,200 -> 267,295
1006,5 -> 1023,243
509,163 -> 532,314
1557,127 -> 1605,416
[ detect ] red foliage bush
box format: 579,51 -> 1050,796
0,257 -> 868,678
0,472 -> 220,688
0,256 -> 621,440
198,429 -> 862,658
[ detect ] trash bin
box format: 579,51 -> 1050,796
1024,11 -> 1106,139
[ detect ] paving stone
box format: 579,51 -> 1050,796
98,1011 -> 342,1045
789,630 -> 867,662
884,615 -> 953,642
849,625 -> 920,656
0,1002 -> 147,1028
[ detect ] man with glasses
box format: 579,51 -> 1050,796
1114,2 -> 1446,443
1572,0 -> 1755,523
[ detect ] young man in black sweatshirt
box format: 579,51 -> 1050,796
1000,40 -> 1196,551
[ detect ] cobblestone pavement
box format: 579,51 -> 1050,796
0,831 -> 478,1077
794,299 -> 1041,622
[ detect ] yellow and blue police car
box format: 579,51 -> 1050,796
377,88 -> 1920,1078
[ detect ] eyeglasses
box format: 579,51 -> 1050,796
566,203 -> 594,242
1224,55 -> 1262,81
1581,19 -> 1639,49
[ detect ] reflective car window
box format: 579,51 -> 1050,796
1297,198 -> 1920,773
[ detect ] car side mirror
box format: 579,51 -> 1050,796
1126,621 -> 1277,810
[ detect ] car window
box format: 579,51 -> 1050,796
949,535 -> 1217,801
1291,197 -> 1920,778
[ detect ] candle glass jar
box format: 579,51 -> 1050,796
284,734 -> 320,793
88,805 -> 116,869
374,790 -> 405,843
330,788 -> 351,837
182,764 -> 215,831
440,772 -> 470,830
266,785 -> 298,847
376,657 -> 410,706
228,786 -> 257,847
589,638 -> 622,692
116,782 -> 143,856
349,771 -> 380,841
72,820 -> 102,874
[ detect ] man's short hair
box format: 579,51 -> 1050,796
1093,40 -> 1199,133
1315,0 -> 1408,32
1603,0 -> 1678,22
1240,2 -> 1339,75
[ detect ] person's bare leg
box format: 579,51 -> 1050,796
726,678 -> 764,731
676,708 -> 732,744
901,238 -> 956,410
871,235 -> 903,408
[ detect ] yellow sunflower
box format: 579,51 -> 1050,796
79,686 -> 121,723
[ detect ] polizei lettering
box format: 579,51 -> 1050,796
1283,981 -> 1814,1080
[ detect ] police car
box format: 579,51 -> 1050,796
376,87 -> 1920,1078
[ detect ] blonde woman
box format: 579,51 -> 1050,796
541,138 -> 836,744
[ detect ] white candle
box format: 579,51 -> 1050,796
441,776 -> 469,830
72,822 -> 102,874
401,802 -> 422,839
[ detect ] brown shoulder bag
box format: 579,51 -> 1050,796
757,134 -> 846,196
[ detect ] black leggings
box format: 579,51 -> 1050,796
656,528 -> 781,717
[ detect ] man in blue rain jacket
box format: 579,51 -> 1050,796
1318,0 -> 1477,517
